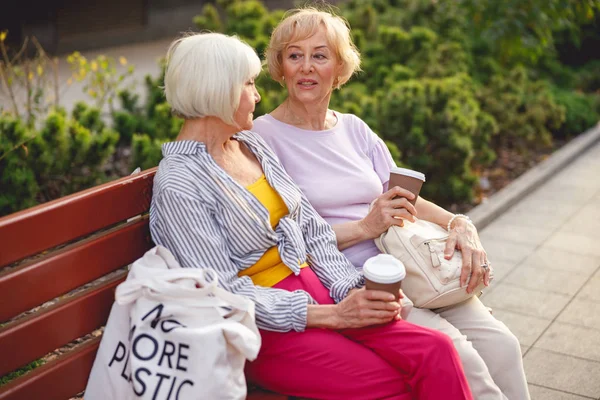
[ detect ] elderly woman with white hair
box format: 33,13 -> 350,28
149,32 -> 473,399
251,7 -> 530,400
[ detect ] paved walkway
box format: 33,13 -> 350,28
477,140 -> 600,399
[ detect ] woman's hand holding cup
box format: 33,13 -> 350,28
359,186 -> 417,239
335,288 -> 401,329
359,167 -> 426,240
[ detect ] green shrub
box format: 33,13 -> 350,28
0,106 -> 119,216
575,60 -> 600,93
550,86 -> 600,139
192,3 -> 223,32
112,67 -> 178,170
0,117 -> 39,214
476,67 -> 565,152
131,133 -> 167,171
375,74 -> 496,204
330,82 -> 379,129
102,0 -> 596,209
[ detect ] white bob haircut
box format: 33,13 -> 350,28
164,32 -> 262,125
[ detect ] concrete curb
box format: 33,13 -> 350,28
468,123 -> 600,230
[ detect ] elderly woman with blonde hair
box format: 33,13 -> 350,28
150,32 -> 472,399
252,7 -> 530,400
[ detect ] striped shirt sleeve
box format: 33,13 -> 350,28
150,188 -> 314,332
297,192 -> 365,303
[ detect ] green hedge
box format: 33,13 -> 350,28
0,105 -> 118,216
2,0 -> 599,215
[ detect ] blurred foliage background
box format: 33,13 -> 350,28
1,0 -> 600,216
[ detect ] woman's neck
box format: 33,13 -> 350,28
275,97 -> 336,131
176,117 -> 238,157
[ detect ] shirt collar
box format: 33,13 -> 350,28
162,140 -> 205,156
161,131 -> 257,156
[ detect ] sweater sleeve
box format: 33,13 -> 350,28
150,189 -> 313,332
370,138 -> 396,191
364,123 -> 396,190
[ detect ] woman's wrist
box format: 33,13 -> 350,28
306,304 -> 343,329
357,218 -> 378,240
447,214 -> 472,232
332,220 -> 374,250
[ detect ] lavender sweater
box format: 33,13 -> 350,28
252,112 -> 396,268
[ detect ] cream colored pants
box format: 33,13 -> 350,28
405,296 -> 530,400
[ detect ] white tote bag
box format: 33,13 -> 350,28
85,246 -> 261,400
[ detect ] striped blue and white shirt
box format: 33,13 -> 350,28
149,130 -> 365,332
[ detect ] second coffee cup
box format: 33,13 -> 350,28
388,167 -> 426,205
363,254 -> 406,301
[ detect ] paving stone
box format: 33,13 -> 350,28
558,299 -> 600,331
552,160 -> 600,181
524,348 -> 600,398
555,159 -> 600,189
503,265 -> 590,296
577,274 -> 600,303
526,181 -> 598,205
479,240 -> 537,264
510,197 -> 580,220
491,210 -> 567,231
523,248 -> 600,274
483,283 -> 571,320
528,384 -> 594,400
535,322 -> 600,362
543,231 -> 600,257
479,224 -> 552,247
486,259 -> 519,282
491,309 -> 552,346
560,202 -> 600,237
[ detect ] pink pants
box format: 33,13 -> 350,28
245,268 -> 473,400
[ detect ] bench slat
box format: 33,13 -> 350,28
247,391 -> 290,400
0,217 -> 152,323
0,273 -> 125,377
0,168 -> 156,268
0,333 -> 287,400
0,337 -> 100,400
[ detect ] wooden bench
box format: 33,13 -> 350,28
0,168 -> 287,400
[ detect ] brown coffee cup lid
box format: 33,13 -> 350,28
390,167 -> 426,182
363,254 -> 406,283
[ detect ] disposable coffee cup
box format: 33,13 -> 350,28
389,167 -> 426,205
363,254 -> 406,302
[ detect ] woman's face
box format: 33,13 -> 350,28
234,77 -> 261,130
281,25 -> 340,106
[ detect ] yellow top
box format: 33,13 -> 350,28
239,175 -> 308,287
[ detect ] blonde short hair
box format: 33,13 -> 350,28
265,8 -> 361,89
164,32 -> 261,124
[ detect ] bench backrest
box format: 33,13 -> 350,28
0,168 -> 157,400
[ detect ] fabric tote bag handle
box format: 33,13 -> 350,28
116,268 -> 253,319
